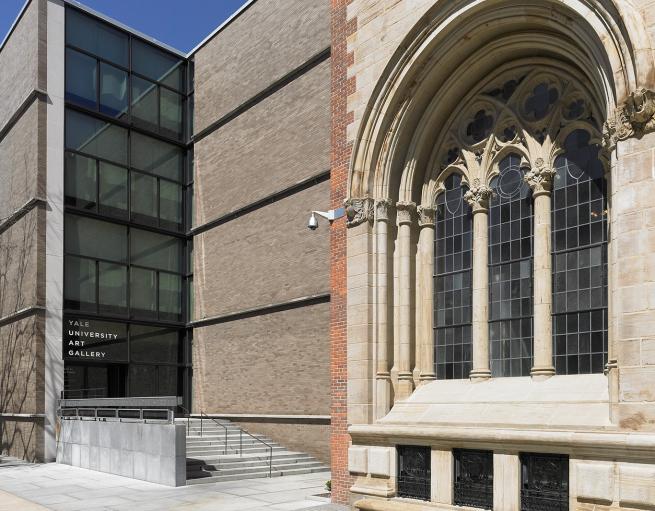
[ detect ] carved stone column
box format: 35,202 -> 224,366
375,199 -> 393,418
525,162 -> 557,379
395,201 -> 415,400
417,206 -> 436,384
464,183 -> 493,381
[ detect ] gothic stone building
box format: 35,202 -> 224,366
330,0 -> 655,509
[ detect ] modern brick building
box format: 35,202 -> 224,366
0,0 -> 331,466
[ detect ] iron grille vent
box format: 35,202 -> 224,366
520,453 -> 569,511
397,445 -> 431,501
453,449 -> 493,509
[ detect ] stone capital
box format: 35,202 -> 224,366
417,205 -> 435,227
603,88 -> 655,150
374,198 -> 393,222
344,197 -> 374,227
395,201 -> 416,225
524,160 -> 556,196
464,182 -> 493,213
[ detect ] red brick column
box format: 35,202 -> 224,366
330,0 -> 356,505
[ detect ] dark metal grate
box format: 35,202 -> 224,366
521,453 -> 569,511
397,445 -> 431,501
454,449 -> 493,509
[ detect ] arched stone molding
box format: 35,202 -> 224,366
347,0 -> 654,206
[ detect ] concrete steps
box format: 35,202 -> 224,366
177,418 -> 329,484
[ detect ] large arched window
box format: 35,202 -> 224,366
434,174 -> 473,379
552,130 -> 608,374
488,154 -> 533,377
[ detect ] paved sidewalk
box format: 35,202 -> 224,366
0,461 -> 344,511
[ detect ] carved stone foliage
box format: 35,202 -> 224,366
345,197 -> 374,227
463,180 -> 493,212
395,201 -> 416,225
524,161 -> 557,195
417,205 -> 435,226
375,198 -> 393,222
603,88 -> 655,149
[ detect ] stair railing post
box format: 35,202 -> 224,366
201,414 -> 203,437
240,429 -> 242,456
269,445 -> 272,478
224,425 -> 227,454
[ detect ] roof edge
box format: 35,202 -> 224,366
187,0 -> 257,57
0,0 -> 33,54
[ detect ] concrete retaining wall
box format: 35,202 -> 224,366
56,420 -> 186,486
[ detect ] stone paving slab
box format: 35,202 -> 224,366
0,460 -> 337,511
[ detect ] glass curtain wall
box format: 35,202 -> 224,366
62,6 -> 192,403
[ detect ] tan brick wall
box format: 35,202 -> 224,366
0,101 -> 42,219
0,0 -> 42,130
0,419 -> 44,462
192,302 -> 330,416
230,420 -> 330,465
194,60 -> 330,226
192,0 -> 330,133
194,181 -> 330,318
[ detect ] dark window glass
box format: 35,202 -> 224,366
64,152 -> 96,210
130,267 -> 157,317
131,76 -> 159,131
160,88 -> 183,139
130,325 -> 180,364
434,173 -> 473,380
64,256 -> 96,311
552,130 -> 607,374
131,132 -> 183,182
130,229 -> 181,272
65,48 -> 97,110
159,180 -> 183,230
99,62 -> 128,118
65,214 -> 127,263
397,446 -> 431,501
520,453 -> 569,511
66,8 -> 128,66
129,364 -> 156,397
65,109 -> 128,165
129,365 -> 178,397
132,39 -> 184,92
131,172 -> 158,225
489,154 -> 533,377
454,449 -> 493,509
98,162 -> 128,217
98,262 -> 127,314
159,272 -> 182,320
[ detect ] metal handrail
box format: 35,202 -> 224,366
198,412 -> 273,478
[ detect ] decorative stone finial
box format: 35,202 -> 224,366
417,206 -> 435,227
603,88 -> 655,150
524,159 -> 556,196
374,198 -> 393,222
395,201 -> 416,225
344,197 -> 374,227
464,179 -> 493,212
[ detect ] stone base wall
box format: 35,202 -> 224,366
0,417 -> 43,462
56,420 -> 186,487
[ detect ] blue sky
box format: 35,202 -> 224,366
1,0 -> 250,53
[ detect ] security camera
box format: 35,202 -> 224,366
307,213 -> 318,230
307,208 -> 346,230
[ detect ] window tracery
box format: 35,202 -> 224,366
431,67 -> 607,378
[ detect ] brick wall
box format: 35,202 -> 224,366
330,0 -> 356,504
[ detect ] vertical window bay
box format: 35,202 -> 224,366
488,154 -> 533,377
434,174 -> 473,379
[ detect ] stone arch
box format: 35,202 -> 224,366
348,0 -> 654,206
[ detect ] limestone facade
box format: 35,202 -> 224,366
337,0 -> 655,508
